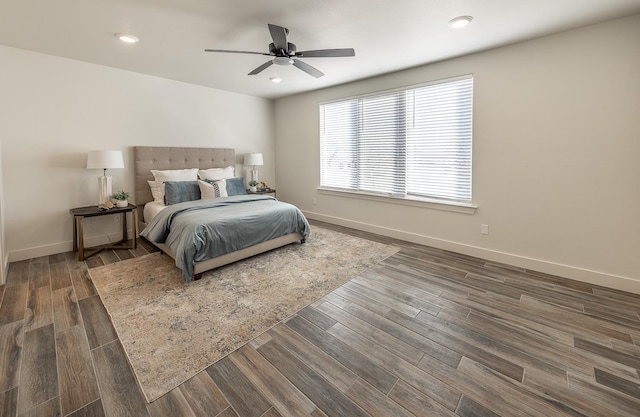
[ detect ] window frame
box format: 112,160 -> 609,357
318,74 -> 477,213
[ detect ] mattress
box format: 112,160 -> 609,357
143,201 -> 167,223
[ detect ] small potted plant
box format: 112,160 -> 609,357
248,180 -> 259,192
111,190 -> 130,208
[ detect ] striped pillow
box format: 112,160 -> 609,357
198,179 -> 228,199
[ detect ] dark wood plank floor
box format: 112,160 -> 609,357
1,220 -> 639,416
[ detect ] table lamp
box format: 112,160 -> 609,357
244,153 -> 264,182
86,150 -> 124,206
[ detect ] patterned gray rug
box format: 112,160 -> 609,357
88,226 -> 399,402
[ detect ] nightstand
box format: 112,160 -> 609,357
247,189 -> 277,198
70,204 -> 137,261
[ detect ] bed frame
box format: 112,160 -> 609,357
134,146 -> 304,279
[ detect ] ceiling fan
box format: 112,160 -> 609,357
205,24 -> 355,78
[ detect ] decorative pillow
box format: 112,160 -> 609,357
151,168 -> 198,182
164,181 -> 201,205
225,177 -> 248,196
147,180 -> 165,204
198,166 -> 235,181
198,179 -> 228,200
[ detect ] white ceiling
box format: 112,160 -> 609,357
2,0 -> 640,99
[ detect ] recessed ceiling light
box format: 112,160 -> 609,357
115,33 -> 139,43
270,77 -> 283,83
448,15 -> 473,29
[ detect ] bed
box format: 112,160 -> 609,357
134,146 -> 309,282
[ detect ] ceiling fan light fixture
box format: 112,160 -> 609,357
270,77 -> 282,83
115,33 -> 140,43
273,56 -> 294,66
448,15 -> 473,29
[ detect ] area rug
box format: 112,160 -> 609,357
88,226 -> 399,402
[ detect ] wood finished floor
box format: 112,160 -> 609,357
1,220 -> 640,416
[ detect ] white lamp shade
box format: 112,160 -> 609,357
243,153 -> 264,166
86,150 -> 124,170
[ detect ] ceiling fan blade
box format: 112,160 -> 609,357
248,60 -> 274,75
292,59 -> 324,78
204,49 -> 271,56
295,48 -> 355,58
268,24 -> 288,52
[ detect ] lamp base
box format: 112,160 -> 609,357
98,175 -> 112,206
250,169 -> 259,183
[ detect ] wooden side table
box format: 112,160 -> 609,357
247,189 -> 277,198
70,204 -> 137,261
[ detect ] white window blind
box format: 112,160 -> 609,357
320,75 -> 473,203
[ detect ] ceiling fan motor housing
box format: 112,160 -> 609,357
269,42 -> 297,57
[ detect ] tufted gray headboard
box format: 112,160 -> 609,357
134,146 -> 235,219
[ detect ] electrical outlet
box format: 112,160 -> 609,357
115,214 -> 121,221
313,197 -> 317,205
480,224 -> 489,235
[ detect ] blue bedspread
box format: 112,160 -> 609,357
140,195 -> 310,282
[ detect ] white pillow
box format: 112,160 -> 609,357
151,168 -> 198,182
198,179 -> 228,199
148,180 -> 165,204
198,166 -> 235,181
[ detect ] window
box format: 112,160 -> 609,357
320,75 -> 473,204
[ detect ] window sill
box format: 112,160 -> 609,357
317,187 -> 477,214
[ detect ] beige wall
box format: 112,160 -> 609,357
0,46 -> 275,262
274,15 -> 640,293
0,141 -> 5,285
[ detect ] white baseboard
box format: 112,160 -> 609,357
2,252 -> 8,286
8,230 -> 136,263
305,211 -> 640,295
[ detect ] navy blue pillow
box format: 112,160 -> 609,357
225,177 -> 248,196
164,181 -> 200,205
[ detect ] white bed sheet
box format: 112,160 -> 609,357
143,201 -> 167,223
